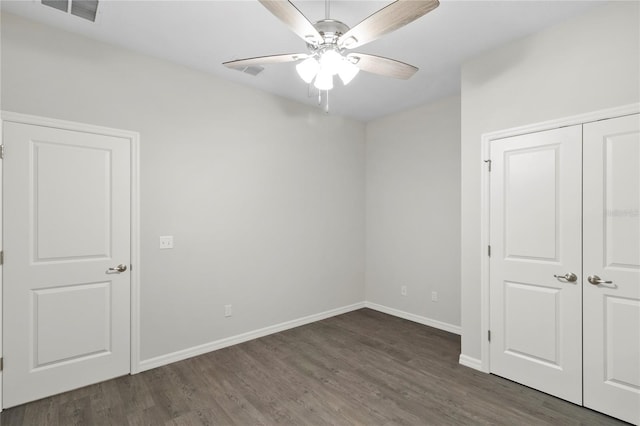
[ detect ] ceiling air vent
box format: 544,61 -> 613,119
242,66 -> 265,77
42,0 -> 99,22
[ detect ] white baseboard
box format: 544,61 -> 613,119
138,302 -> 366,372
458,354 -> 486,372
364,302 -> 461,335
138,301 -> 466,373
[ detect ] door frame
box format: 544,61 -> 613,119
0,111 -> 141,411
475,103 -> 640,374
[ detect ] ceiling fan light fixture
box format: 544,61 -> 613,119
314,69 -> 333,91
296,57 -> 319,84
338,59 -> 359,85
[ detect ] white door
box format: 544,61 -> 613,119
489,126 -> 583,404
2,122 -> 131,408
583,114 -> 640,424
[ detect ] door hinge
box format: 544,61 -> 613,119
488,330 -> 491,342
0,250 -> 3,265
0,144 -> 4,159
0,357 -> 3,371
488,245 -> 491,257
484,159 -> 491,172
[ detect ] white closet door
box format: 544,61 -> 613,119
2,122 -> 131,408
489,126 -> 583,404
583,114 -> 640,425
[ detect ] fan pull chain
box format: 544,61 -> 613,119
325,90 -> 330,114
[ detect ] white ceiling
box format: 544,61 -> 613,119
2,0 -> 608,121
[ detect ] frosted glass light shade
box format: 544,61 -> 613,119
314,69 -> 334,90
338,60 -> 360,85
319,50 -> 343,76
296,57 -> 319,84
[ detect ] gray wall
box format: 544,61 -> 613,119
365,96 -> 461,328
6,1 -> 633,370
460,2 -> 640,361
1,13 -> 366,362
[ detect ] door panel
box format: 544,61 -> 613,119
504,147 -> 559,260
604,297 -> 639,389
489,126 -> 582,404
583,114 -> 640,424
3,122 -> 131,408
34,281 -> 112,367
504,281 -> 560,365
34,141 -> 112,261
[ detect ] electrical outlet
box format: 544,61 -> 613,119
401,286 -> 407,296
224,304 -> 232,317
159,235 -> 174,249
431,291 -> 438,302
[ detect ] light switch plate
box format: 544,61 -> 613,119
159,235 -> 174,249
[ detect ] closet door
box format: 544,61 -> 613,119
489,126 -> 583,404
583,114 -> 640,425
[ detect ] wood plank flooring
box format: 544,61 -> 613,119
0,309 -> 627,425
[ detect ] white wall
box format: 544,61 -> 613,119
1,13 -> 366,362
460,2 -> 640,361
365,96 -> 461,329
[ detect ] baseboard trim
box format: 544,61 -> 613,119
138,302 -> 366,372
364,302 -> 461,335
458,354 -> 486,372
138,301 -> 465,373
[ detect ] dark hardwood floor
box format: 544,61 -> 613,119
0,309 -> 626,425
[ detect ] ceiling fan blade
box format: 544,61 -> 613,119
223,53 -> 309,70
258,1 -> 323,45
347,53 -> 418,80
338,0 -> 439,50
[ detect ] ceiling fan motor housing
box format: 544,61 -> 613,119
310,19 -> 350,50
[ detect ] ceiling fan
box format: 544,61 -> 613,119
223,0 -> 440,92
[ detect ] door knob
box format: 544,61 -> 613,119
108,264 -> 128,273
587,275 -> 612,285
554,272 -> 577,282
